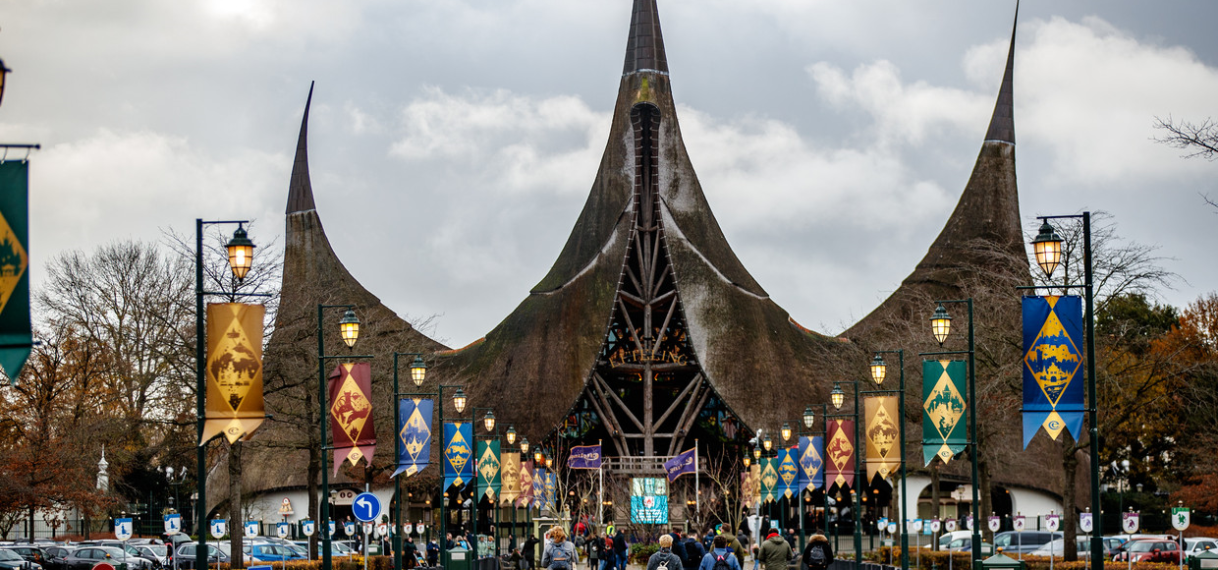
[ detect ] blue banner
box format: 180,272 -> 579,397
394,398 -> 433,477
777,448 -> 798,499
1021,296 -> 1086,448
543,470 -> 558,512
532,467 -> 546,508
664,448 -> 696,482
630,478 -> 669,524
797,436 -> 825,492
567,444 -> 602,469
443,422 -> 473,490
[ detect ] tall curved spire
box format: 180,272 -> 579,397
286,81 -> 316,214
985,1 -> 1018,145
623,0 -> 668,75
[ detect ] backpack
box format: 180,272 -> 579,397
806,544 -> 827,567
712,554 -> 733,570
550,545 -> 572,570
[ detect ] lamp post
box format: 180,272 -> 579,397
921,300 -> 980,566
391,353 -> 428,570
317,305 -> 373,570
473,406 -> 500,561
829,380 -> 862,566
794,404 -> 829,553
865,350 -> 909,570
195,219 -> 260,569
1026,213 -> 1102,570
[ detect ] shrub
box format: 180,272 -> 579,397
630,543 -> 660,564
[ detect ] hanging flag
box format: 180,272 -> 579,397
760,457 -> 779,504
501,452 -> 521,505
544,470 -> 558,512
0,161 -> 30,385
443,422 -> 474,490
865,396 -> 901,481
201,303 -> 266,444
826,420 -> 856,489
394,398 -> 433,477
923,360 -> 968,465
329,362 -> 376,474
664,448 -> 697,482
798,436 -> 825,492
741,465 -> 760,509
777,448 -> 798,499
477,439 -> 502,500
532,466 -> 546,508
517,460 -> 534,508
568,444 -> 603,469
1021,296 -> 1086,448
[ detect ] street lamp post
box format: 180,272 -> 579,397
794,404 -> 829,553
1026,212 -> 1102,570
829,380 -> 863,566
195,219 -> 260,570
921,300 -> 980,566
317,305 -> 373,570
473,407 -> 500,561
866,350 -> 909,570
391,353 -> 429,570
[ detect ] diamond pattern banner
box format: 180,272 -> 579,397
826,420 -> 856,489
202,303 -> 265,444
477,439 -> 501,500
393,398 -> 432,477
922,359 -> 968,465
329,362 -> 375,474
798,436 -> 824,492
1022,295 -> 1086,448
0,162 -> 30,385
865,396 -> 901,481
443,422 -> 473,490
500,452 -> 521,505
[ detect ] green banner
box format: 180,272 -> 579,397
477,439 -> 501,500
760,457 -> 779,504
923,359 -> 968,465
0,162 -> 30,385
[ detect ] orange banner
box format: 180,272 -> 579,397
201,303 -> 265,444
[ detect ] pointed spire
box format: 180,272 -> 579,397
985,1 -> 1018,144
286,81 -> 316,214
623,0 -> 668,76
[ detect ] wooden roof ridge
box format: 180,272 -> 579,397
623,0 -> 668,76
286,81 -> 316,215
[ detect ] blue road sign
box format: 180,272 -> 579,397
352,492 -> 381,523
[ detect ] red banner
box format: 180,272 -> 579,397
329,362 -> 376,475
825,419 -> 856,489
517,460 -> 534,508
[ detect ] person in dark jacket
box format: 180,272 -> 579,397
524,533 -> 540,570
668,530 -> 688,567
613,528 -> 627,567
586,532 -> 600,570
698,535 -> 742,570
648,535 -> 685,570
758,530 -> 793,570
801,534 -> 833,570
684,533 -> 706,570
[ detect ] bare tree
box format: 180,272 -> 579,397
1153,116 -> 1218,213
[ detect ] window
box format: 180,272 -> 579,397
181,546 -> 195,556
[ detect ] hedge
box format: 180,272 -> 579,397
867,548 -> 1179,570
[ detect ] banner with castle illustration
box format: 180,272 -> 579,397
826,419 -> 855,489
759,457 -> 779,504
329,362 -> 375,475
443,422 -> 473,490
201,303 -> 265,444
517,459 -> 534,508
797,436 -> 824,492
777,448 -> 798,499
0,162 -> 30,386
393,398 -> 432,477
500,452 -> 521,505
922,360 -> 968,465
741,463 -> 761,508
1022,296 -> 1086,448
865,396 -> 901,481
477,439 -> 501,500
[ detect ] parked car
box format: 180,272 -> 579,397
244,543 -> 306,563
944,537 -> 993,555
0,548 -> 43,570
4,547 -> 45,565
1184,538 -> 1218,561
1030,537 -> 1122,560
174,544 -> 229,570
40,546 -> 74,570
993,531 -> 1061,554
1113,539 -> 1181,564
62,546 -> 153,570
132,545 -> 168,568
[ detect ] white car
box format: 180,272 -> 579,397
1184,538 -> 1218,561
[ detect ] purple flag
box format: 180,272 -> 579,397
567,444 -> 602,469
664,448 -> 696,482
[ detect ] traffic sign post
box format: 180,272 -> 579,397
353,493 -> 382,522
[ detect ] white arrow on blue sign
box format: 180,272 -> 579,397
352,492 -> 382,523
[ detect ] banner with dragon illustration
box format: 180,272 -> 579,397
517,460 -> 534,508
825,420 -> 855,489
329,362 -> 375,474
532,466 -> 546,508
798,436 -> 824,491
477,439 -> 501,500
393,398 -> 432,477
443,422 -> 473,490
865,396 -> 901,481
923,360 -> 968,465
500,452 -> 521,505
202,303 -> 265,444
741,464 -> 761,508
760,457 -> 779,504
0,162 -> 31,386
777,448 -> 798,499
1022,295 -> 1086,448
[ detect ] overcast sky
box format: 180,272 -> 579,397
2,0 -> 1216,347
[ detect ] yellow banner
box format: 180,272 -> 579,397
201,303 -> 265,444
865,396 -> 901,482
501,452 -> 521,505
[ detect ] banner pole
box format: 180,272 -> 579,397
695,439 -> 700,517
598,440 -> 604,530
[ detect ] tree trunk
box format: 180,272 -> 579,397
307,389 -> 320,559
979,456 -> 993,541
1062,437 -> 1079,561
931,465 -> 941,549
229,440 -> 244,570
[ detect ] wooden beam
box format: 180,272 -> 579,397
593,372 -> 645,433
650,298 -> 679,359
653,374 -> 701,429
616,297 -> 647,355
670,385 -> 712,455
624,265 -> 645,301
667,380 -> 704,456
586,388 -> 627,455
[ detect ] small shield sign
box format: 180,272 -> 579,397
988,516 -> 1001,532
416,523 -> 425,535
1122,512 -> 1139,534
164,514 -> 182,536
945,519 -> 957,532
328,521 -> 336,537
210,519 -> 228,539
1046,515 -> 1060,532
277,522 -> 290,539
1013,516 -> 1025,532
363,522 -> 374,536
115,518 -> 133,541
302,520 -> 316,537
1079,513 -> 1093,533
406,523 -> 415,535
344,521 -> 356,537
966,516 -> 974,531
377,523 -> 388,537
878,518 -> 888,532
245,521 -> 259,538
1172,507 -> 1190,531
931,519 -> 941,533
911,519 -> 923,532
887,523 -> 897,534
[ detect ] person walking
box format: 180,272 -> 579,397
524,533 -> 540,570
758,529 -> 793,570
684,533 -> 706,570
668,529 -> 688,567
801,534 -> 833,570
698,535 -> 742,570
722,526 -> 745,568
587,532 -> 600,570
542,527 -> 578,570
648,535 -> 685,570
612,528 -> 627,570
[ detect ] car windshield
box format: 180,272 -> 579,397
1128,542 -> 1157,553
0,550 -> 23,561
994,535 -> 1013,547
287,545 -> 307,556
145,546 -> 167,556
